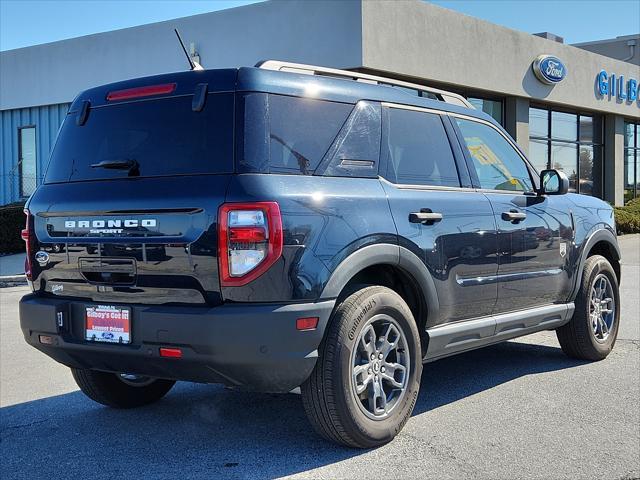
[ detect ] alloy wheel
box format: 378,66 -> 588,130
350,314 -> 410,420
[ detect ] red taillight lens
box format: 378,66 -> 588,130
229,226 -> 267,243
218,202 -> 283,287
21,209 -> 34,281
106,83 -> 176,101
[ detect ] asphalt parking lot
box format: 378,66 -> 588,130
1,235 -> 639,480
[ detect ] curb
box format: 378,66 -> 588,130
0,275 -> 27,287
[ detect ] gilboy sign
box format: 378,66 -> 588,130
597,70 -> 639,105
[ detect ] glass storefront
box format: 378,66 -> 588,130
467,97 -> 503,125
624,122 -> 639,202
528,107 -> 603,197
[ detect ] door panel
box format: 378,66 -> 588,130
380,107 -> 498,326
483,192 -> 574,312
451,115 -> 574,314
384,184 -> 499,325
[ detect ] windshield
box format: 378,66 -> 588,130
45,93 -> 234,183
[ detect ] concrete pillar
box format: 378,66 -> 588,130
603,114 -> 624,206
504,97 -> 530,155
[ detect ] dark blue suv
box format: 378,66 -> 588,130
19,61 -> 621,448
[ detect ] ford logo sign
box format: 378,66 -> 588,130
533,55 -> 567,85
35,250 -> 50,266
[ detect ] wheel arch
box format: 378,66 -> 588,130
571,228 -> 621,301
320,244 -> 440,356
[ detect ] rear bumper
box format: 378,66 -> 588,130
19,294 -> 335,393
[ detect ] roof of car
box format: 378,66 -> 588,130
69,66 -> 497,126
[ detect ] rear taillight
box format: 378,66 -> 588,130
21,209 -> 34,281
218,202 -> 283,287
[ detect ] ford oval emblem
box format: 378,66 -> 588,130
35,250 -> 50,266
533,55 -> 567,85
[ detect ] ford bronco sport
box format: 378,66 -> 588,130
19,61 -> 621,448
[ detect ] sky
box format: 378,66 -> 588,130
1,0 -> 638,52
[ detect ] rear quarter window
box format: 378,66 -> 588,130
45,93 -> 234,183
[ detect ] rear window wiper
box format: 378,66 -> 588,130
90,159 -> 139,176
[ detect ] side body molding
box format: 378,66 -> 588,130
320,244 -> 441,328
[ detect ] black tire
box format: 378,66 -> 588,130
556,255 -> 620,361
301,285 -> 422,448
71,369 -> 175,408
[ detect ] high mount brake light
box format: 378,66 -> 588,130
106,83 -> 176,101
21,209 -> 34,281
218,202 -> 283,287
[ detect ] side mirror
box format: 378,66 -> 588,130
539,169 -> 569,195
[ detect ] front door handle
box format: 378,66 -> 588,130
502,210 -> 527,223
409,210 -> 443,224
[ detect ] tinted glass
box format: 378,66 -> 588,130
468,98 -> 503,124
551,142 -> 578,192
625,150 -> 635,188
624,149 -> 636,203
237,93 -> 269,173
579,115 -> 594,143
529,107 -> 548,138
625,122 -> 637,148
19,127 -> 37,196
384,108 -> 460,187
45,94 -> 234,183
551,111 -> 578,141
456,118 -> 533,192
319,101 -> 381,178
579,145 -> 595,196
528,138 -> 549,173
268,95 -> 352,175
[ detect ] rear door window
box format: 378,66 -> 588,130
45,93 -> 234,183
383,107 -> 460,187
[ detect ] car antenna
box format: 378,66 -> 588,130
174,28 -> 204,71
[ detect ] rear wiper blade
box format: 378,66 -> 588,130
90,159 -> 140,176
90,159 -> 137,170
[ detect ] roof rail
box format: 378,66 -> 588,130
256,60 -> 474,109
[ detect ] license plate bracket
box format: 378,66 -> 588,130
85,305 -> 131,344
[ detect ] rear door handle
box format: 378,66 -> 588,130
409,210 -> 443,224
502,210 -> 527,223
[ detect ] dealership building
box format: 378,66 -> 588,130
1,0 -> 638,205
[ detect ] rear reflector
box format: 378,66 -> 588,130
159,347 -> 183,358
296,317 -> 319,331
106,83 -> 176,101
39,335 -> 54,345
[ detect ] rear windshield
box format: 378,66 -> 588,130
45,93 -> 234,183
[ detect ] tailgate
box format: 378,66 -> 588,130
28,175 -> 230,305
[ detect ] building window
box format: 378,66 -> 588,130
467,97 -> 503,125
624,122 -> 639,203
18,126 -> 37,197
528,107 -> 603,197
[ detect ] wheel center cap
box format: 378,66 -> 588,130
372,362 -> 380,373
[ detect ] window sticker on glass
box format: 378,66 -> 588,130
456,119 -> 533,192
